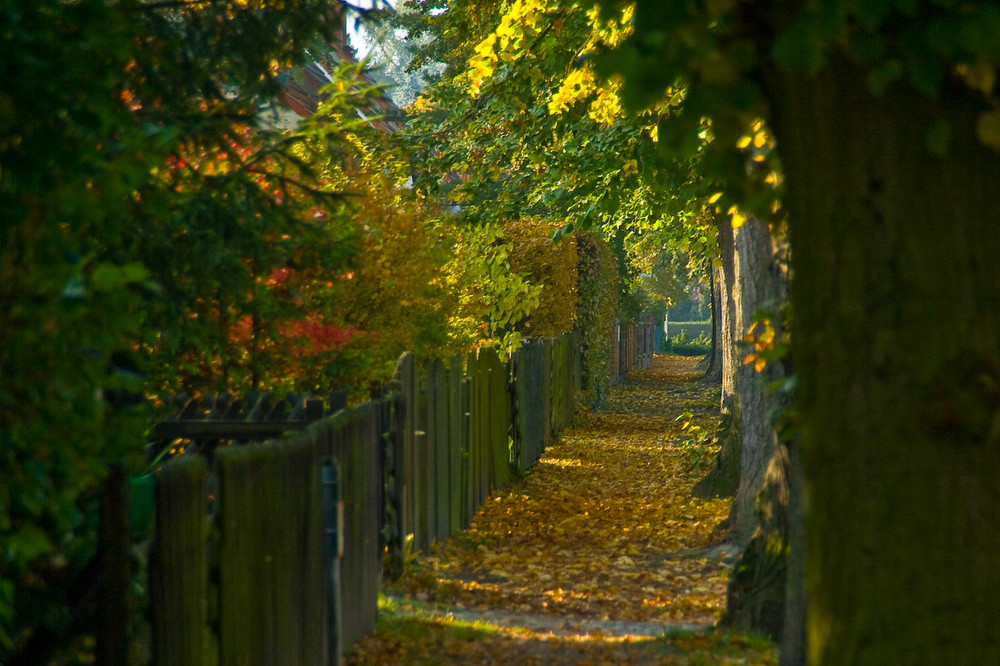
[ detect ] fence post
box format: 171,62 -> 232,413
149,455 -> 208,666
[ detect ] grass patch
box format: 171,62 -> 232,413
347,596 -> 778,665
654,628 -> 778,664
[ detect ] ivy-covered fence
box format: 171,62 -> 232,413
122,333 -> 584,664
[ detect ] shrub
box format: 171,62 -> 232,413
668,330 -> 711,356
575,231 -> 620,405
504,219 -> 579,337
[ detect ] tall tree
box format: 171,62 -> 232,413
599,0 -> 1000,662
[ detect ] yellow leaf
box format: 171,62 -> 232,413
976,110 -> 1000,152
957,59 -> 997,96
707,192 -> 723,204
728,205 -> 746,228
757,321 -> 775,346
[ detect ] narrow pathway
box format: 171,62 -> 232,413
347,356 -> 778,664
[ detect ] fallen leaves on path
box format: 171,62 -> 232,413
348,355 -> 778,664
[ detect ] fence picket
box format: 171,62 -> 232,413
150,456 -> 208,666
432,360 -> 450,540
485,347 -> 511,489
215,437 -> 325,666
448,357 -> 465,533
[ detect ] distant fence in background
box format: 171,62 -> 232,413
609,318 -> 656,386
106,332 -> 615,664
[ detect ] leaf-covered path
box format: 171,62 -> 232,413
347,355 -> 777,664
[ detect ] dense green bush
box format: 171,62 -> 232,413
667,330 -> 712,356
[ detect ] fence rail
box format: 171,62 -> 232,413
105,327 -> 657,664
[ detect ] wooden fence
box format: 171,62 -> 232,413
130,333 -> 587,664
609,319 -> 656,386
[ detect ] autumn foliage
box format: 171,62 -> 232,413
503,219 -> 579,338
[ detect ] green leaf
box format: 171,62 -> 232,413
866,60 -> 904,96
926,16 -> 964,57
958,7 -> 1000,55
924,119 -> 952,157
129,475 -> 156,537
91,262 -> 149,292
7,524 -> 55,565
848,31 -> 887,65
855,0 -> 892,30
772,20 -> 826,73
902,29 -> 944,98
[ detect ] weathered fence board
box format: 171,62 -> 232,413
216,438 -> 326,666
329,405 -> 381,650
609,321 -> 655,385
384,392 -> 406,576
432,360 -> 450,541
417,365 -> 433,552
513,340 -> 547,473
448,358 -> 466,533
393,353 -> 417,555
550,336 -> 570,437
485,347 -> 511,489
149,456 -> 209,666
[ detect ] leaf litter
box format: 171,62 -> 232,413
347,355 -> 778,664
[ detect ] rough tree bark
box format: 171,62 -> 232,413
695,217 -> 741,499
728,215 -> 787,546
766,56 -> 1000,663
696,214 -> 788,547
700,265 -> 724,384
713,217 -> 795,647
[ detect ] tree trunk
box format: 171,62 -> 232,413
722,438 -> 792,641
696,213 -> 788,544
766,56 -> 1000,663
695,217 -> 741,499
729,215 -> 787,545
780,435 -> 806,666
715,216 -> 794,644
700,264 -> 724,384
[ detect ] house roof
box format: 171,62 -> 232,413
277,40 -> 404,132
